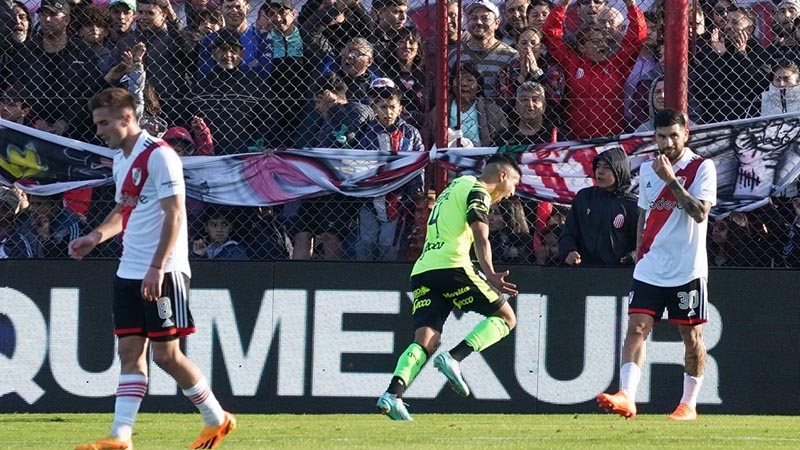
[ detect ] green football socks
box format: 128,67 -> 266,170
390,342 -> 429,393
464,316 -> 510,353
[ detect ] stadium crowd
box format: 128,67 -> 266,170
1,0 -> 799,266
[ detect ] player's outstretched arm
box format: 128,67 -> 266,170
471,220 -> 519,296
68,204 -> 125,259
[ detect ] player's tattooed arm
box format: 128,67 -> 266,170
667,179 -> 712,223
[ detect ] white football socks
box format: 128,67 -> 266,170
679,373 -> 703,408
619,362 -> 641,399
110,374 -> 148,441
183,377 -> 225,426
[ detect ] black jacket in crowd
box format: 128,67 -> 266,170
559,147 -> 639,266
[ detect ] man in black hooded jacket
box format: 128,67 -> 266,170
559,147 -> 638,266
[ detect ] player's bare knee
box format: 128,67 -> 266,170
627,321 -> 652,341
502,313 -> 516,331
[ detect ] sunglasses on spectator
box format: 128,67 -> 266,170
340,48 -> 370,58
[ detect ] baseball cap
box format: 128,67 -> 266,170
465,0 -> 500,18
163,127 -> 196,150
0,186 -> 22,216
368,77 -> 400,99
108,0 -> 137,12
269,0 -> 294,10
780,0 -> 800,9
40,0 -> 71,14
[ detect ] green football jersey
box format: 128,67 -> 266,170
411,175 -> 491,275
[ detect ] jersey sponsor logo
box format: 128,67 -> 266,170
648,198 -> 682,211
613,214 -> 624,228
453,296 -> 474,309
421,241 -> 445,254
412,298 -> 431,314
119,192 -> 139,207
412,285 -> 430,299
443,286 -> 470,299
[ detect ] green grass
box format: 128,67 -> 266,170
1,413 -> 799,449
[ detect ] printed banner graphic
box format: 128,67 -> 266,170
2,114 -> 799,212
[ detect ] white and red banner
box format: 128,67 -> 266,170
2,113 -> 800,213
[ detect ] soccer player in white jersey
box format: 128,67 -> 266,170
597,108 -> 717,421
69,88 -> 235,450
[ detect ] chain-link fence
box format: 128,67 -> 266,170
1,0 -> 799,266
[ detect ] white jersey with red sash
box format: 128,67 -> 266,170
113,131 -> 191,279
633,148 -> 717,287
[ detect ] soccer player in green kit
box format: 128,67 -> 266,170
377,153 -> 522,420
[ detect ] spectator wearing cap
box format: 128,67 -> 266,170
543,0 -> 645,139
764,0 -> 800,67
448,0 -> 518,101
355,78 -> 424,261
377,26 -> 429,129
196,0 -> 275,79
14,0 -> 101,139
164,126 -> 197,156
112,0 -> 192,106
192,28 -> 269,154
107,0 -> 136,46
0,2 -> 31,92
0,186 -> 33,259
322,36 -> 380,104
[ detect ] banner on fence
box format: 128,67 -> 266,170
2,114 -> 800,212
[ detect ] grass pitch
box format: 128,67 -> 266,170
1,413 -> 798,449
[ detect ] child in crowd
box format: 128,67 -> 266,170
192,207 -> 249,260
355,78 -> 424,261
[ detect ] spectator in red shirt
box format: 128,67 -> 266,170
543,0 -> 645,139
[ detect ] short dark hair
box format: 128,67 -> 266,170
314,73 -> 348,97
486,153 -> 522,176
137,0 -> 170,10
773,58 -> 799,74
196,7 -> 224,26
530,0 -> 553,7
76,5 -> 111,29
653,108 -> 687,129
373,0 -> 408,10
88,87 -> 136,113
451,61 -> 485,97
